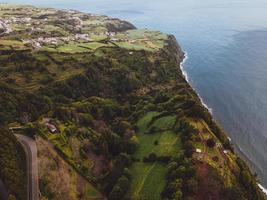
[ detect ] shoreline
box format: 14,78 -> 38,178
235,144 -> 267,195
259,184 -> 267,195
179,51 -> 267,195
180,52 -> 213,114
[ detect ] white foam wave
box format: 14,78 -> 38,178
180,52 -> 213,113
236,145 -> 267,194
180,52 -> 189,82
258,184 -> 267,195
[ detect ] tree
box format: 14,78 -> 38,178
126,136 -> 139,154
171,190 -> 183,200
108,175 -> 130,200
109,185 -> 123,200
207,138 -> 216,148
184,178 -> 198,194
143,153 -> 157,162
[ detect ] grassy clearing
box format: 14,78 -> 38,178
53,41 -> 113,53
139,163 -> 167,200
135,130 -> 181,159
112,29 -> 168,52
57,43 -> 92,53
137,111 -> 161,134
79,41 -> 113,50
114,41 -> 155,52
151,115 -> 176,132
0,39 -> 24,46
127,162 -> 166,200
127,112 -> 182,199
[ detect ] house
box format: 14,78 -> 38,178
46,123 -> 57,133
223,150 -> 228,154
196,148 -> 202,153
42,118 -> 58,133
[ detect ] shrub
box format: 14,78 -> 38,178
143,153 -> 157,163
39,74 -> 54,84
206,138 -> 216,148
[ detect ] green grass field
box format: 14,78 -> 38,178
151,115 -> 176,132
112,29 -> 168,52
127,112 -> 182,199
127,162 -> 166,200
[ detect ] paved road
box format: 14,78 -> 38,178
0,179 -> 7,200
15,134 -> 39,200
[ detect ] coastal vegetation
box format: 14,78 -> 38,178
0,4 -> 265,200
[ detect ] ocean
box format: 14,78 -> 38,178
3,0 -> 267,189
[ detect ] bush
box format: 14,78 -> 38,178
39,74 -> 54,84
23,123 -> 39,138
143,153 -> 157,163
126,136 -> 139,154
206,138 -> 216,148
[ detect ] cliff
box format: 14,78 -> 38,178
0,4 -> 265,200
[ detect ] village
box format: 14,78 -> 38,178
0,5 -> 166,53
0,13 -> 120,48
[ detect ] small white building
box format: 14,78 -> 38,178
196,148 -> 202,153
46,124 -> 57,133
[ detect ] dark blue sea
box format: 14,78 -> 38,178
3,0 -> 267,190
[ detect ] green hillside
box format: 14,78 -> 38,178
0,4 -> 265,200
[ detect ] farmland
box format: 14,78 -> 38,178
126,112 -> 183,199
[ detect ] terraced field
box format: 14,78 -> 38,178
190,119 -> 238,187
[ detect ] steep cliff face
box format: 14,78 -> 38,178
166,35 -> 185,63
0,5 -> 265,200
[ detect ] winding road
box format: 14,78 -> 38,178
15,134 -> 39,200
